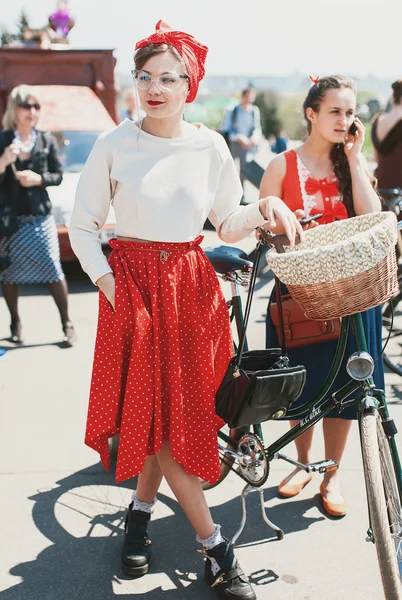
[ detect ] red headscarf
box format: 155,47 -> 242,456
135,20 -> 208,103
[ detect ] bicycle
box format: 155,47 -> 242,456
203,225 -> 402,600
380,188 -> 402,376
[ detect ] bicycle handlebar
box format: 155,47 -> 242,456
258,220 -> 402,249
256,227 -> 302,254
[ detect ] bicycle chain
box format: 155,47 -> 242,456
219,432 -> 270,487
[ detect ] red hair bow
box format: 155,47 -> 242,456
309,75 -> 320,85
305,177 -> 339,198
311,203 -> 348,224
135,20 -> 208,103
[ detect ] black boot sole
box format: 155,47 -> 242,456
122,561 -> 150,577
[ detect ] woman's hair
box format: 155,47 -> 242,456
134,43 -> 187,73
303,75 -> 357,217
2,84 -> 40,130
392,79 -> 402,105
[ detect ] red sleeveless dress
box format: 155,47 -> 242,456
281,149 -> 348,223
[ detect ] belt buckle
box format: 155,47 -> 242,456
160,251 -> 170,263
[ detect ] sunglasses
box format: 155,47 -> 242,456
18,102 -> 41,110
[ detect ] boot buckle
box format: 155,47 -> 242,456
211,574 -> 225,588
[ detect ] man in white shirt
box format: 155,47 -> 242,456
220,87 -> 262,190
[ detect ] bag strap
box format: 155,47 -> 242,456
249,106 -> 256,138
234,241 -> 262,368
274,276 -> 288,355
231,105 -> 239,132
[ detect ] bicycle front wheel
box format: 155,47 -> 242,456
361,408 -> 402,599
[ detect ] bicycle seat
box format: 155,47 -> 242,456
204,245 -> 253,274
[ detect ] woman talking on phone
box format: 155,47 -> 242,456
262,76 -> 382,517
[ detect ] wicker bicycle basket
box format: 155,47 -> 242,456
266,212 -> 398,320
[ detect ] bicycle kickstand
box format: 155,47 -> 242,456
230,483 -> 284,545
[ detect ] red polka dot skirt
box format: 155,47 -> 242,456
85,236 -> 233,484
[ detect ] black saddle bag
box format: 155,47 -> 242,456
215,242 -> 306,428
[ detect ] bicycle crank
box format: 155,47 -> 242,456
236,433 -> 269,487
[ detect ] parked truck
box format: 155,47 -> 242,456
0,46 -> 117,122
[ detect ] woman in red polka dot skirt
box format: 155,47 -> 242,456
69,20 -> 302,599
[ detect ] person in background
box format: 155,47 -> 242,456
69,19 -> 302,599
119,88 -> 143,122
371,79 -> 402,189
270,129 -> 288,154
261,75 -> 382,518
220,87 -> 262,188
0,85 -> 74,347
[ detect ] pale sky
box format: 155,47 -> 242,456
2,0 -> 402,80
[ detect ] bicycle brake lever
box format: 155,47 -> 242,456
273,233 -> 302,253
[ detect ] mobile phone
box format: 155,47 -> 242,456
349,120 -> 358,136
299,213 -> 323,226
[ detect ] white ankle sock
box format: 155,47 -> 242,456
196,524 -> 224,577
131,490 -> 157,513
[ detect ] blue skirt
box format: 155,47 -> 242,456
265,286 -> 385,420
0,215 -> 65,284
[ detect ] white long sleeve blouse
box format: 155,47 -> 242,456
68,119 -> 268,283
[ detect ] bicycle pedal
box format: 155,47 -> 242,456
306,459 -> 339,473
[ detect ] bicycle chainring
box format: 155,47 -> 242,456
236,433 -> 270,487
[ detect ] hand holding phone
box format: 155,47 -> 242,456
299,213 -> 323,226
349,121 -> 358,136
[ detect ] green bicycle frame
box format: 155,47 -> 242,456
219,310 -> 402,496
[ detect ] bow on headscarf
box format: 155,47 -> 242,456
305,177 -> 339,198
311,203 -> 348,224
135,20 -> 208,103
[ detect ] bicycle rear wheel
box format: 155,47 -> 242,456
360,408 -> 402,599
383,291 -> 402,377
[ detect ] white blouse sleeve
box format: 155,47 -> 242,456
68,134 -> 114,284
208,136 -> 268,243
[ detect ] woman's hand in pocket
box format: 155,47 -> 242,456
96,273 -> 116,311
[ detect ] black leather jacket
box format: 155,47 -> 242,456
0,129 -> 63,216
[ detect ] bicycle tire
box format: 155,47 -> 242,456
201,427 -> 244,491
383,291 -> 402,377
360,408 -> 402,599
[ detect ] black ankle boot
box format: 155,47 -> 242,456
121,503 -> 152,577
202,538 -> 256,599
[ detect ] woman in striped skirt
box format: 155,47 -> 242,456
0,85 -> 74,347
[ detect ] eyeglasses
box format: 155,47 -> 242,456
132,70 -> 189,92
18,102 -> 41,110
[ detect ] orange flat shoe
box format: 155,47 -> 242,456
278,470 -> 313,498
320,482 -> 348,517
